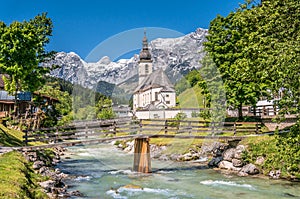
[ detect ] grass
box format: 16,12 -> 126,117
239,134 -> 274,146
0,124 -> 44,147
177,86 -> 205,108
0,124 -> 24,146
150,138 -> 216,155
0,125 -> 50,198
0,151 -> 48,199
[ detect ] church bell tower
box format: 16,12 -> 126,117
138,31 -> 153,85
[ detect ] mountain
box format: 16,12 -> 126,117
150,28 -> 207,81
45,28 -> 208,96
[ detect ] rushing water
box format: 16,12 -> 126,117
57,144 -> 300,199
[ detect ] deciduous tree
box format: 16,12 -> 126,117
204,0 -> 299,118
0,13 -> 54,114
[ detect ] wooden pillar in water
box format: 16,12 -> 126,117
133,138 -> 151,173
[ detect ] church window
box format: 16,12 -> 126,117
155,92 -> 158,101
145,64 -> 149,74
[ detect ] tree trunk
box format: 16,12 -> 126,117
238,104 -> 243,120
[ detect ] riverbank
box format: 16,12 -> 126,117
0,151 -> 48,198
0,147 -> 82,199
115,135 -> 300,182
0,122 -> 83,198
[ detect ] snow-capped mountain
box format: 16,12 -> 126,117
46,28 -> 208,91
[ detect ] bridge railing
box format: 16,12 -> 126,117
138,119 -> 261,136
22,118 -> 262,145
22,119 -> 131,145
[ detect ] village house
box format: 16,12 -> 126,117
0,74 -> 58,119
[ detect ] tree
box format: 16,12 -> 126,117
204,0 -> 300,118
204,9 -> 262,119
36,82 -> 72,126
96,98 -> 115,119
251,0 -> 300,116
0,13 -> 54,114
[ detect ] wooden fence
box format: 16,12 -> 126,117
137,119 -> 261,138
23,118 -> 262,145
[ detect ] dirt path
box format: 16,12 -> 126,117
0,147 -> 20,155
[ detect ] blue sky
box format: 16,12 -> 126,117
1,0 -> 244,61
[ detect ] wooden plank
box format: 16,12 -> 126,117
25,131 -> 118,143
20,135 -> 137,150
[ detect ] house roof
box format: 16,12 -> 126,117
0,91 -> 15,101
134,69 -> 175,93
33,91 -> 59,102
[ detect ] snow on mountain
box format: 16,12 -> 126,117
46,28 -> 208,90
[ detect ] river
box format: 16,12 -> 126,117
57,144 -> 300,199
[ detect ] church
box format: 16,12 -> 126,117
133,32 -> 176,112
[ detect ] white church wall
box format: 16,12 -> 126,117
161,92 -> 176,107
135,109 -> 202,119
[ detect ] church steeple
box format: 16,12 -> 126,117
139,30 -> 151,61
138,30 -> 153,85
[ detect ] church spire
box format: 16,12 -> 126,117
142,29 -> 148,49
139,30 -> 151,60
138,30 -> 153,85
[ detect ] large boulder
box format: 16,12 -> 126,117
223,148 -> 236,161
124,140 -> 134,153
208,156 -> 223,167
39,180 -> 56,192
269,170 -> 281,179
232,158 -> 244,167
23,151 -> 38,162
201,142 -> 228,157
170,154 -> 181,161
158,154 -> 170,161
218,161 -> 240,171
32,160 -> 45,170
255,156 -> 265,165
234,145 -> 246,159
239,163 -> 259,175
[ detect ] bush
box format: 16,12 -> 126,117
243,121 -> 300,179
199,109 -> 211,120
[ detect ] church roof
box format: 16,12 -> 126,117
134,69 -> 175,93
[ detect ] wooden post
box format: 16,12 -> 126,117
133,138 -> 151,173
255,123 -> 259,134
85,124 -> 88,139
164,120 -> 168,134
234,122 -> 236,136
188,121 -> 192,135
113,121 -> 117,136
263,106 -> 266,115
24,130 -> 28,146
139,119 -> 143,134
273,104 -> 277,115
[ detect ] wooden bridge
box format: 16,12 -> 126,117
21,118 -> 263,173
